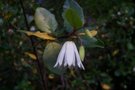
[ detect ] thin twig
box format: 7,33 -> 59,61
19,0 -> 47,90
61,75 -> 65,89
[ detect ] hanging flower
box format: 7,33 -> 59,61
54,41 -> 85,70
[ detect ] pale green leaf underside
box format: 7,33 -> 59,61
34,7 -> 58,33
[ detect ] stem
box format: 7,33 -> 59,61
57,29 -> 77,39
19,0 -> 47,90
61,75 -> 65,89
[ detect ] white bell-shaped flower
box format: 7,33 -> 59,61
54,41 -> 85,70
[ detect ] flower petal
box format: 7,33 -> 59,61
65,41 -> 75,67
64,56 -> 67,67
54,41 -> 85,70
54,42 -> 67,67
73,43 -> 85,70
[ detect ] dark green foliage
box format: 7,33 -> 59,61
0,0 -> 135,90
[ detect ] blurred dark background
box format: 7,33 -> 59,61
0,0 -> 135,90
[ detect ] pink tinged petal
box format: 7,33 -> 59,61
54,42 -> 67,67
73,43 -> 85,70
65,41 -> 75,67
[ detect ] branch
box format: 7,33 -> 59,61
19,0 -> 47,90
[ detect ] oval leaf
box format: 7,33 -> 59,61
81,35 -> 104,48
79,45 -> 85,61
19,30 -> 56,40
63,0 -> 84,31
43,42 -> 65,75
34,7 -> 58,33
63,0 -> 84,24
64,8 -> 83,29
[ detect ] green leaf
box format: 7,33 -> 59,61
64,0 -> 84,23
79,45 -> 85,61
34,7 -> 58,33
81,35 -> 104,48
63,0 -> 84,30
127,42 -> 134,50
43,42 -> 65,75
62,13 -> 73,32
64,8 -> 83,29
81,29 -> 104,48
